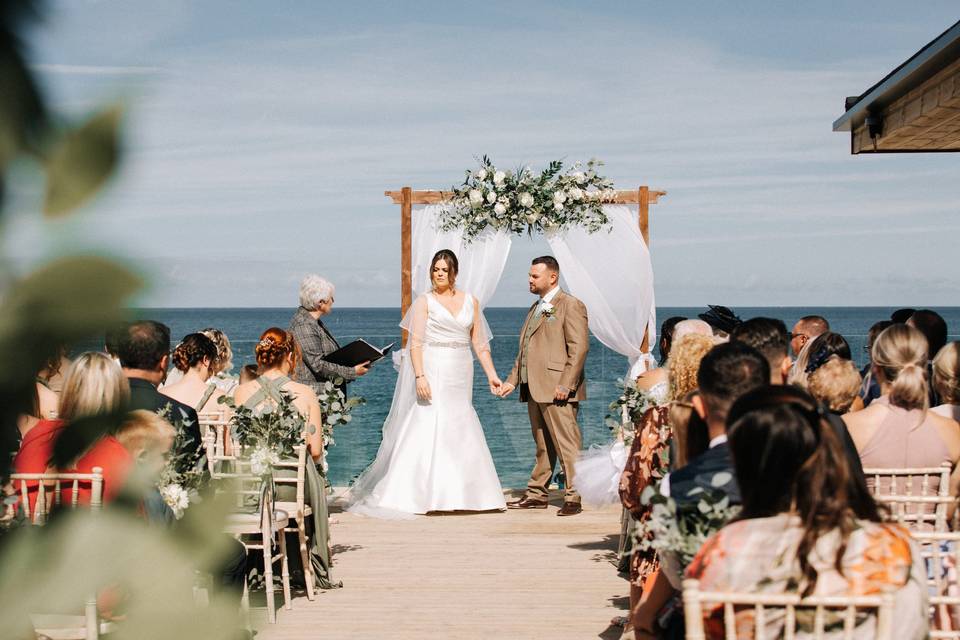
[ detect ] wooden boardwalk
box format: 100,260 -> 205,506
256,490 -> 629,639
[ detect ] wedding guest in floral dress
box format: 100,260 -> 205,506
617,333 -> 715,635
686,386 -> 928,640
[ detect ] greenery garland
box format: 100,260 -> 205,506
442,156 -> 617,240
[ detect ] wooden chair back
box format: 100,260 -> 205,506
863,464 -> 953,531
272,445 -> 307,511
912,531 -> 960,639
682,578 -> 895,640
8,467 -> 104,525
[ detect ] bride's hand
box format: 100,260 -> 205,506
488,376 -> 503,396
415,375 -> 432,402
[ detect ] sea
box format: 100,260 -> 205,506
101,307 -> 960,488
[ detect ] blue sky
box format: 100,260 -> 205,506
4,1 -> 959,307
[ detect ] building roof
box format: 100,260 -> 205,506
833,19 -> 960,153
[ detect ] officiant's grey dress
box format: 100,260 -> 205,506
242,376 -> 339,589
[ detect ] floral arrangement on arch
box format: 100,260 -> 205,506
441,156 -> 617,240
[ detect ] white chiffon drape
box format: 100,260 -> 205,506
547,204 -> 657,380
346,204 -> 510,518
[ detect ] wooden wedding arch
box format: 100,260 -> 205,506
385,185 -> 666,349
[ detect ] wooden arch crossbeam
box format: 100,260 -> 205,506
385,185 -> 666,349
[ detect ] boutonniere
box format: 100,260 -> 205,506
540,302 -> 556,320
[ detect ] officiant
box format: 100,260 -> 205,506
289,274 -> 370,395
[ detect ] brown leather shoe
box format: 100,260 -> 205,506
506,497 -> 548,509
557,501 -> 582,516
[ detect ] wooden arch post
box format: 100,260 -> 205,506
385,186 -> 667,347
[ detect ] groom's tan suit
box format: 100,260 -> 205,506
506,289 -> 589,503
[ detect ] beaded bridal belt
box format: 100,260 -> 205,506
426,341 -> 471,349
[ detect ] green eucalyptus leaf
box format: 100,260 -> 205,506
43,104 -> 123,217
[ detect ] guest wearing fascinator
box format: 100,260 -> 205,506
788,331 -> 851,390
697,305 -> 742,340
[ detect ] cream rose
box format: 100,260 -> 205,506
519,192 -> 534,207
468,189 -> 483,205
493,203 -> 506,215
486,191 -> 497,204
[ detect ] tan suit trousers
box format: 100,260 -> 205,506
524,391 -> 581,504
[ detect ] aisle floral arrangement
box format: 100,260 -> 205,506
157,412 -> 205,519
442,156 -> 617,240
606,380 -> 657,446
222,392 -> 310,475
634,474 -> 740,572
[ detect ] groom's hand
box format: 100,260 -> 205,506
498,382 -> 515,398
554,385 -> 570,402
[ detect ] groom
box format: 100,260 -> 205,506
498,256 -> 589,516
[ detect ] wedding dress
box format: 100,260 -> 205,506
346,292 -> 506,518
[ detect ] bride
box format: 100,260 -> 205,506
346,249 -> 507,517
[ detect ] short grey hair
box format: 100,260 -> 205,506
299,274 -> 335,310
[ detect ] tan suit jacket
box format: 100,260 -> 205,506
506,290 -> 589,404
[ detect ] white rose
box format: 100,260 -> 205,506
568,186 -> 583,201
554,202 -> 564,211
519,192 -> 534,207
553,190 -> 567,203
493,170 -> 506,185
525,213 -> 540,224
477,169 -> 488,180
573,171 -> 586,184
486,191 -> 497,203
468,189 -> 483,205
493,203 -> 506,215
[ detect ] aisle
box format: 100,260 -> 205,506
256,490 -> 629,639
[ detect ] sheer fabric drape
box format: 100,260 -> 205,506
546,204 -> 657,379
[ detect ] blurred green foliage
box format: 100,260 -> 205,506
1,3 -> 250,638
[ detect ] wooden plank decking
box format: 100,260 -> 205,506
256,490 -> 629,639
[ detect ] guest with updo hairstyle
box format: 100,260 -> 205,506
788,331 -> 852,390
233,327 -> 323,460
201,327 -> 236,392
844,324 -> 960,502
932,342 -> 960,422
808,357 -> 862,414
161,333 -> 228,415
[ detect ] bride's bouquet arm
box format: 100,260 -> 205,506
471,301 -> 502,395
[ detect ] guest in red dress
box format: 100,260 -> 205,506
12,352 -> 129,514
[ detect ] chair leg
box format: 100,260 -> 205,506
85,593 -> 99,640
262,540 -> 276,624
278,526 -> 292,610
297,513 -> 315,600
241,573 -> 251,630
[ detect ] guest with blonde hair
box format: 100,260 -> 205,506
932,342 -> 960,422
13,352 -> 130,510
844,324 -> 960,500
808,358 -> 862,414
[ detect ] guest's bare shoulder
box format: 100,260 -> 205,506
929,411 -> 960,457
284,380 -> 318,403
636,367 -> 668,391
232,380 -> 256,405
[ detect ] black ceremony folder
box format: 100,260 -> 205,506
324,340 -> 395,367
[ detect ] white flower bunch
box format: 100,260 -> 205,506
250,445 -> 281,476
160,483 -> 190,519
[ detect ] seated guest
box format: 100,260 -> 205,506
161,333 -> 228,414
289,274 -> 370,396
115,321 -> 202,467
932,343 -> 960,422
844,324 -> 960,498
633,316 -> 686,399
788,331 -> 851,390
201,327 -> 238,392
808,358 -> 862,414
18,380 -> 59,440
860,319 -> 892,407
790,315 -> 829,358
234,328 -> 324,461
632,342 -> 769,637
37,345 -> 72,394
908,309 -> 948,405
730,317 -> 791,384
620,333 -> 716,631
13,352 -> 130,511
686,386 -> 928,640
